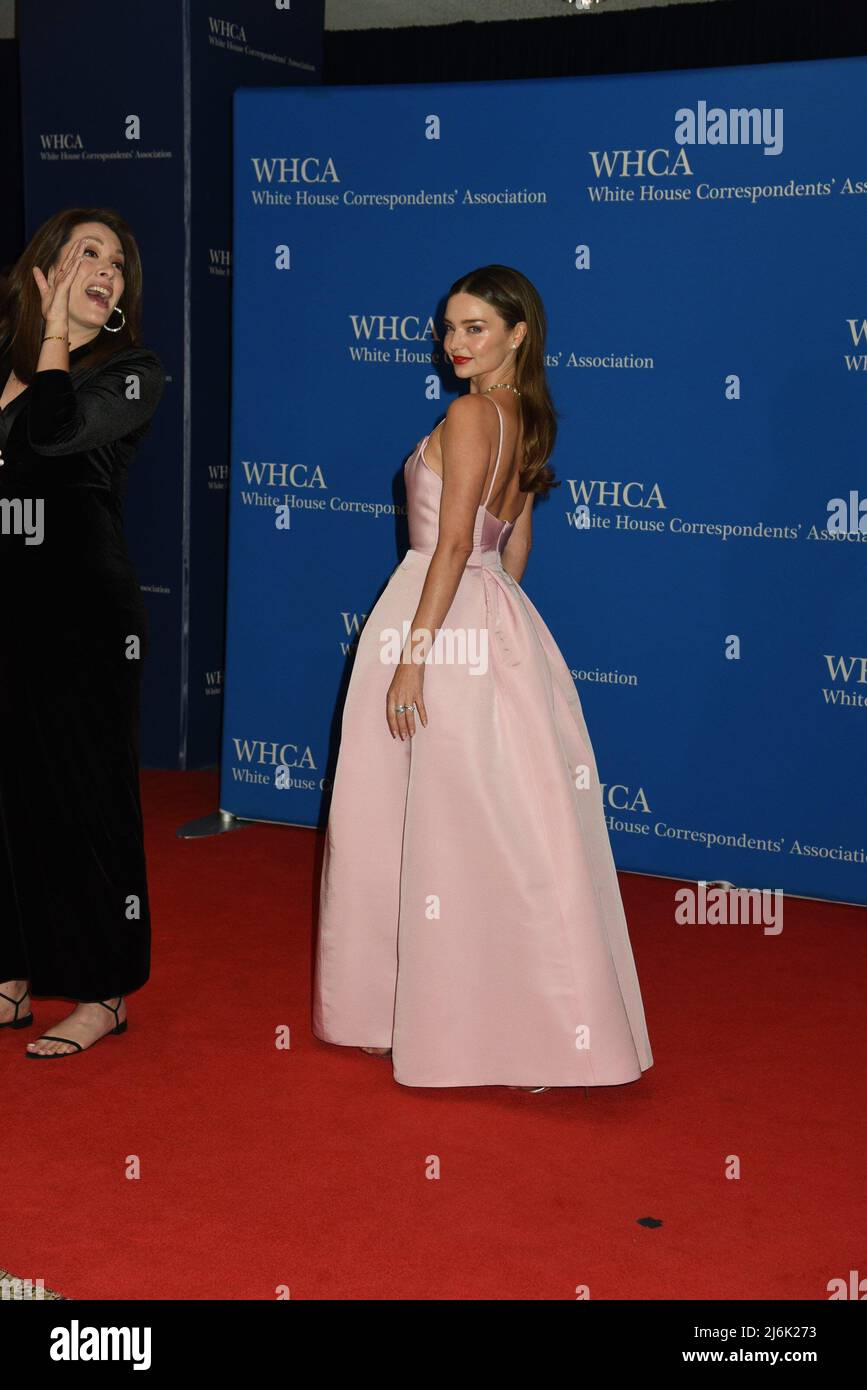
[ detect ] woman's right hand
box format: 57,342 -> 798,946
31,235 -> 89,326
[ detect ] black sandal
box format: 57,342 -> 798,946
0,986 -> 33,1030
25,997 -> 127,1059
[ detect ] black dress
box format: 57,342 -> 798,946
0,337 -> 165,1001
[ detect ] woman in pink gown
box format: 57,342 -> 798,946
313,264 -> 653,1090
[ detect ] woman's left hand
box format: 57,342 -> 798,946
386,662 -> 427,740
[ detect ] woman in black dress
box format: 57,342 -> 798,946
0,208 -> 165,1058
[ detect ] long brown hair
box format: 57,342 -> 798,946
444,264 -> 560,497
0,207 -> 146,383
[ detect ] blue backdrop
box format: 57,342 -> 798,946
221,58 -> 867,906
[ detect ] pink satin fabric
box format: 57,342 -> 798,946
313,397 -> 653,1088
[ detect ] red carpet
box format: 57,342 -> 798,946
2,769 -> 865,1300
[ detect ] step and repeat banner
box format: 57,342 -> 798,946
18,0 -> 323,767
221,58 -> 867,905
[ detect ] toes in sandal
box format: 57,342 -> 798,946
26,997 -> 127,1059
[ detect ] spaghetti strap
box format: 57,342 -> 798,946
480,395 -> 505,509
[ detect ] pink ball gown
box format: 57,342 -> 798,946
313,394 -> 653,1088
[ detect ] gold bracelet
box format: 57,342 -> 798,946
42,334 -> 68,343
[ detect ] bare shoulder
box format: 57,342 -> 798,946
443,392 -> 501,441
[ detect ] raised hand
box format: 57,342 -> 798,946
31,235 -> 89,325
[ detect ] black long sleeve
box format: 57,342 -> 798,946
26,347 -> 166,456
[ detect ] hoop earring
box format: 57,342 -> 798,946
102,303 -> 126,334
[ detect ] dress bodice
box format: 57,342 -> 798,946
404,395 -> 517,566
